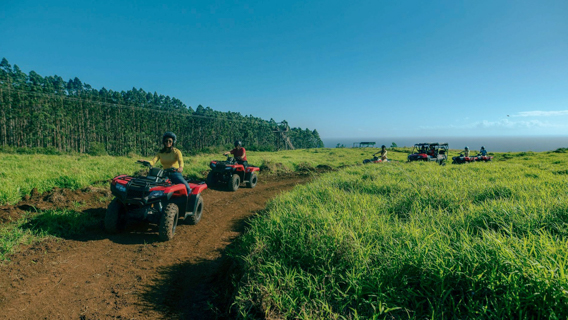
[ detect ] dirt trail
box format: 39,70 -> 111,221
0,174 -> 312,320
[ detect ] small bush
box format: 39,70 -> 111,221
88,142 -> 108,156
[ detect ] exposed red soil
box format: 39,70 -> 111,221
0,174 -> 313,320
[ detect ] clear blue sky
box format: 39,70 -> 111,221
2,0 -> 567,139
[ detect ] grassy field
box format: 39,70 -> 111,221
230,149 -> 568,319
0,148 -> 399,260
2,147 -> 568,317
0,148 -> 411,206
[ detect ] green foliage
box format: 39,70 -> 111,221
230,154 -> 568,319
0,57 -> 324,155
88,142 -> 108,156
390,142 -> 397,148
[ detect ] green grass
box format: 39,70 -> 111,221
230,155 -> 568,319
0,153 -> 141,205
0,148 -> 409,206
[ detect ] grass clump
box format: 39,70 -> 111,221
230,160 -> 568,319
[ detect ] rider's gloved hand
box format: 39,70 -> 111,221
177,167 -> 183,173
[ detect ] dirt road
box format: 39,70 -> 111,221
0,174 -> 311,319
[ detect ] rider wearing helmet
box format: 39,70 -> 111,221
373,145 -> 388,161
224,140 -> 248,166
139,132 -> 191,194
464,146 -> 470,157
480,146 -> 487,156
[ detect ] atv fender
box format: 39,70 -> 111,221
187,194 -> 200,215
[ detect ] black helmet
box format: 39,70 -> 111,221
465,146 -> 469,149
481,146 -> 485,149
163,132 -> 176,144
381,145 -> 386,148
234,140 -> 242,147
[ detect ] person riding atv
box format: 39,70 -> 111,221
463,146 -> 470,157
363,145 -> 389,164
138,132 -> 191,194
224,140 -> 247,167
375,145 -> 388,161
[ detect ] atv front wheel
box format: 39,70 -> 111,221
105,199 -> 126,233
246,172 -> 258,188
185,194 -> 203,225
206,171 -> 216,187
228,174 -> 240,191
159,203 -> 179,241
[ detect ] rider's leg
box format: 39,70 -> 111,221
237,160 -> 248,169
169,172 -> 191,195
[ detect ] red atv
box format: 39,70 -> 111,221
453,154 -> 493,164
362,154 -> 389,164
105,161 -> 207,241
207,156 -> 260,191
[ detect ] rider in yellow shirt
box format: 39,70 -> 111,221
139,132 -> 191,194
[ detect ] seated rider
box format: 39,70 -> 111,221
373,145 -> 388,161
463,146 -> 470,157
480,146 -> 487,156
427,145 -> 436,157
139,132 -> 191,195
224,140 -> 248,167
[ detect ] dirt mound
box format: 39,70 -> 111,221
0,186 -> 112,225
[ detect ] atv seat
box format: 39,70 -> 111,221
146,168 -> 164,182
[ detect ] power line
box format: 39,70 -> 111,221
0,84 -> 286,126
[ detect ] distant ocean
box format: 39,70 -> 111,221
322,136 -> 568,152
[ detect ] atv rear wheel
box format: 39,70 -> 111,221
228,174 -> 240,191
105,198 -> 126,233
185,194 -> 203,225
246,172 -> 258,188
159,203 -> 179,241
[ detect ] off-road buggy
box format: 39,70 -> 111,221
105,161 -> 207,241
207,156 -> 260,191
407,142 -> 448,165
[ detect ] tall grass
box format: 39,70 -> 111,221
231,159 -> 568,319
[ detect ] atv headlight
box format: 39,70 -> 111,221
225,167 -> 232,170
116,184 -> 126,192
210,163 -> 216,168
148,190 -> 165,199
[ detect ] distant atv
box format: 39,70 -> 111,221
207,156 -> 260,191
453,153 -> 494,164
362,155 -> 390,164
106,161 -> 207,241
407,142 -> 448,165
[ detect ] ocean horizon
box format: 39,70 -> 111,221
322,136 -> 568,152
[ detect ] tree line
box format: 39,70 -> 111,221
0,58 -> 324,156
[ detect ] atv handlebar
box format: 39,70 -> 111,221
137,160 -> 152,167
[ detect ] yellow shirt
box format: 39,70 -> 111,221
150,148 -> 184,169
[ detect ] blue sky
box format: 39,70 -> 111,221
2,0 -> 567,139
